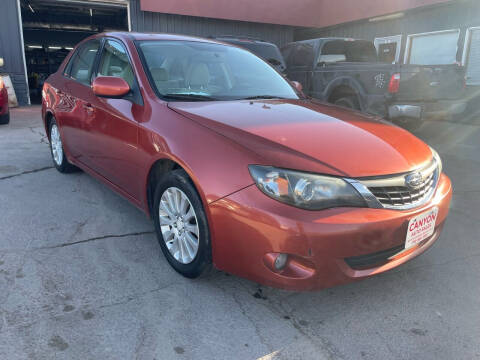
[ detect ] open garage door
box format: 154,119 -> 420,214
21,0 -> 129,103
464,27 -> 480,86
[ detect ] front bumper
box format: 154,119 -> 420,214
209,173 -> 452,291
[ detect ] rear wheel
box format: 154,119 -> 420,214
48,117 -> 78,173
153,169 -> 211,278
333,95 -> 360,110
0,111 -> 9,125
393,117 -> 423,132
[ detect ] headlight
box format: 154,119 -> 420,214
248,165 -> 367,210
429,146 -> 442,173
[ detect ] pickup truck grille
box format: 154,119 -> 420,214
368,171 -> 436,207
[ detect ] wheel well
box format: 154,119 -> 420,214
45,111 -> 54,140
328,86 -> 358,103
146,159 -> 183,217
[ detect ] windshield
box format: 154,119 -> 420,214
138,40 -> 298,101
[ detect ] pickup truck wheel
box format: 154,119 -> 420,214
333,96 -> 359,110
393,117 -> 422,132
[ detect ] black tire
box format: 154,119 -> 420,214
0,111 -> 9,125
392,117 -> 423,132
333,96 -> 360,110
153,169 -> 211,278
48,117 -> 78,173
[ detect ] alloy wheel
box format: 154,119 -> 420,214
50,124 -> 63,166
159,187 -> 200,264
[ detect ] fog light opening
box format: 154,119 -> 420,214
274,253 -> 289,271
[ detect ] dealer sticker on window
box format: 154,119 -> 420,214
405,207 -> 438,249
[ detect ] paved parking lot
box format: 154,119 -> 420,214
0,106 -> 479,360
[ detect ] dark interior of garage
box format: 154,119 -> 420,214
20,0 -> 128,103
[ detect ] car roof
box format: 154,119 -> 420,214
92,31 -> 229,45
212,36 -> 275,45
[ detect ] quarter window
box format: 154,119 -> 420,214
69,40 -> 101,85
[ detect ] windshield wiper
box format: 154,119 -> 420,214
162,93 -> 217,101
240,95 -> 286,100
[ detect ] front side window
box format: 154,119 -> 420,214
97,39 -> 135,88
407,30 -> 459,65
69,40 -> 100,85
138,41 -> 298,101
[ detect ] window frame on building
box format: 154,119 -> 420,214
404,29 -> 460,65
462,26 -> 480,86
374,34 -> 402,64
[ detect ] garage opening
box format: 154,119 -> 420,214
20,0 -> 129,104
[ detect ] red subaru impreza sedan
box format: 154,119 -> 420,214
42,32 -> 452,291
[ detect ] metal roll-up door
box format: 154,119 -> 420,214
466,28 -> 480,85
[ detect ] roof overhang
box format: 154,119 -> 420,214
140,0 -> 452,28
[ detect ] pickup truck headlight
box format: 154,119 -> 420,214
248,165 -> 367,210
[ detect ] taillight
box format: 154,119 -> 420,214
388,73 -> 401,93
0,77 -> 4,102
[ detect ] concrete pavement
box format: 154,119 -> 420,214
0,106 -> 479,359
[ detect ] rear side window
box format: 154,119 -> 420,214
69,40 -> 101,85
288,43 -> 315,67
321,40 -> 378,62
97,39 -> 135,88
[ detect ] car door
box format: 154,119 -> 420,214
87,38 -> 143,200
283,42 -> 316,96
59,39 -> 102,164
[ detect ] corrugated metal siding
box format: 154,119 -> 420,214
0,0 -> 29,105
295,0 -> 480,63
129,0 -> 294,47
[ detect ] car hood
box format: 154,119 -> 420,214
168,99 -> 433,177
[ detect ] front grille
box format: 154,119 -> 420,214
368,170 -> 436,207
345,244 -> 404,270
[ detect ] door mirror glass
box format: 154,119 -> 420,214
317,54 -> 346,65
92,76 -> 130,98
0,58 -> 4,67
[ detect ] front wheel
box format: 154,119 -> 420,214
153,169 -> 211,278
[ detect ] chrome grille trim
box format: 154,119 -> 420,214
345,158 -> 440,210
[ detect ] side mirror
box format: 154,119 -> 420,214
0,58 -> 4,67
291,81 -> 303,92
92,76 -> 130,98
317,54 -> 346,65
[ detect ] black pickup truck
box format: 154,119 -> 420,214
281,38 -> 467,130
